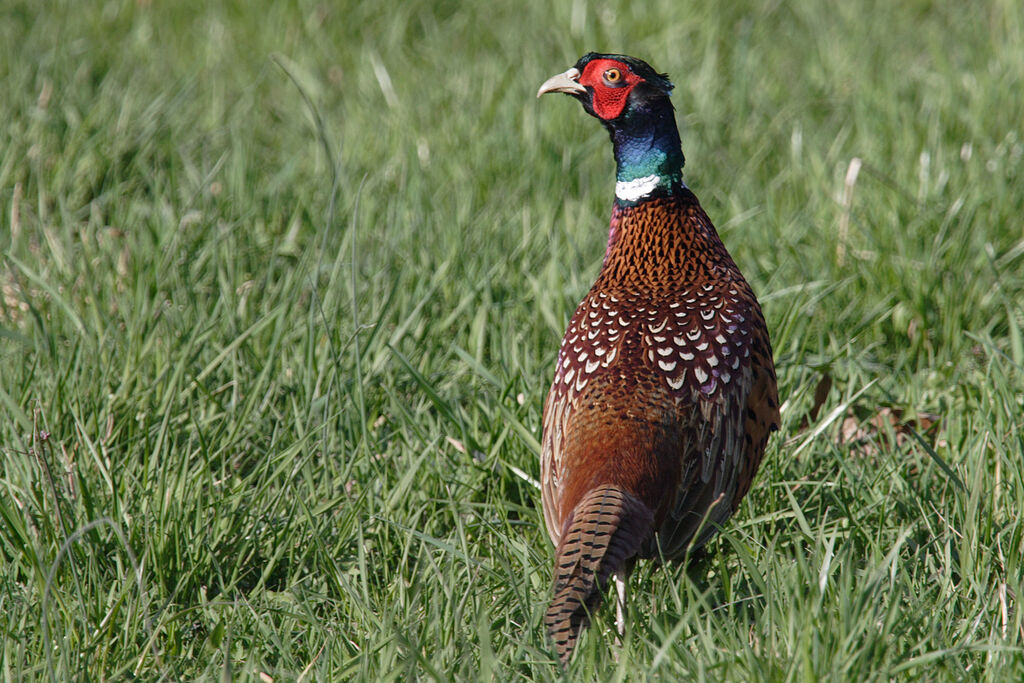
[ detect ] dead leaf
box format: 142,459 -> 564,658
796,372 -> 833,432
838,406 -> 942,457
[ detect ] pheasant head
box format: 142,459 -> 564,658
538,53 -> 685,204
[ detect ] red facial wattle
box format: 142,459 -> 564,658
578,58 -> 642,120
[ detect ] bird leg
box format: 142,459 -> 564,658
613,569 -> 627,638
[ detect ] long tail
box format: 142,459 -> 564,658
545,485 -> 653,665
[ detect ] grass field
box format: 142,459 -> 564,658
2,0 -> 1023,679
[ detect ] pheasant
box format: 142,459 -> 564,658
536,53 -> 780,664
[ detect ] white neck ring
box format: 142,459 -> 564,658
615,174 -> 661,202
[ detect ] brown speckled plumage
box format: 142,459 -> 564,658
537,54 -> 780,665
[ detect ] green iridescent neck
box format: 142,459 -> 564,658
610,100 -> 685,204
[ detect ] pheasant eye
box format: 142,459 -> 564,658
603,68 -> 623,85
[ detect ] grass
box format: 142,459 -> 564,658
1,0 -> 1023,679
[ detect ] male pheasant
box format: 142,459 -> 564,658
536,53 -> 780,664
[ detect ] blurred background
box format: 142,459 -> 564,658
1,0 -> 1022,679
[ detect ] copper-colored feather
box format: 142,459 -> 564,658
544,486 -> 652,663
539,191 -> 780,661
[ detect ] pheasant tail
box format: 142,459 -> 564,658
544,485 -> 654,664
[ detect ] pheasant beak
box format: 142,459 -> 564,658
537,67 -> 586,98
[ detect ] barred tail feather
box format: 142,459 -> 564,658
544,485 -> 653,664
